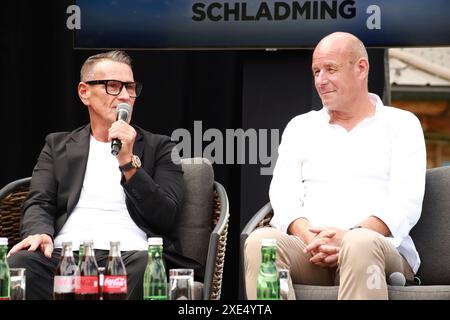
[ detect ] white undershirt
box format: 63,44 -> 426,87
269,94 -> 426,273
54,136 -> 148,251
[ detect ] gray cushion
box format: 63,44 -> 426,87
410,166 -> 450,285
294,285 -> 338,300
294,285 -> 450,300
388,285 -> 450,300
175,158 -> 214,267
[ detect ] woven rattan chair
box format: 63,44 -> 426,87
0,158 -> 229,300
0,177 -> 31,249
241,167 -> 450,299
205,180 -> 229,299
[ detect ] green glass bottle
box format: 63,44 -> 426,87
256,238 -> 280,300
143,237 -> 167,300
0,238 -> 11,300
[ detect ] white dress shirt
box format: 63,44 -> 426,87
269,93 -> 426,273
54,136 -> 148,251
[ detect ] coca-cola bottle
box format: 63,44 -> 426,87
103,241 -> 127,300
53,241 -> 77,300
75,240 -> 99,300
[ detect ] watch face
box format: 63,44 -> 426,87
132,155 -> 141,168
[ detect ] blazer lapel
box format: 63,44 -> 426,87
65,125 -> 143,215
66,125 -> 91,214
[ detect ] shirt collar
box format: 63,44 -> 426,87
319,92 -> 384,123
368,92 -> 384,118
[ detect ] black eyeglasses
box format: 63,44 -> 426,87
85,80 -> 143,98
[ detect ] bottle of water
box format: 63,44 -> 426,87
256,238 -> 280,300
143,237 -> 167,300
0,238 -> 11,300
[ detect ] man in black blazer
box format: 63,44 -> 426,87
7,50 -> 201,299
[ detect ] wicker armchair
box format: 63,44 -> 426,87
0,158 -> 230,300
0,177 -> 30,249
205,181 -> 229,299
241,167 -> 450,299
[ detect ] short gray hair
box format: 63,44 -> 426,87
80,50 -> 132,81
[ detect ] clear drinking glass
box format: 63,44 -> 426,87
278,269 -> 291,300
169,269 -> 194,300
10,268 -> 26,300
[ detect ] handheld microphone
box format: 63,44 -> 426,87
111,103 -> 131,156
388,272 -> 406,286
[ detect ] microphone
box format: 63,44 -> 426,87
111,103 -> 131,156
388,272 -> 406,286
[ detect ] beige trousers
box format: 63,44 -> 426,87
244,227 -> 414,300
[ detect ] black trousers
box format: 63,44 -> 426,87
7,249 -> 159,300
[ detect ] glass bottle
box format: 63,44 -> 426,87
75,240 -> 99,300
77,243 -> 84,267
143,237 -> 167,300
103,241 -> 127,300
256,238 -> 280,300
0,238 -> 11,300
54,241 -> 77,300
278,269 -> 290,300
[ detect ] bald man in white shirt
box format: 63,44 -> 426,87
244,32 -> 426,300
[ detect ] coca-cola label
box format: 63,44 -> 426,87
54,276 -> 75,293
103,276 -> 127,294
75,276 -> 99,294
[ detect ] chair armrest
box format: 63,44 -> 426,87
203,181 -> 230,299
241,202 -> 273,239
0,177 -> 31,249
239,202 -> 272,299
240,202 -> 273,266
0,177 -> 31,199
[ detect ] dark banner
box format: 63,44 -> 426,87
73,0 -> 450,49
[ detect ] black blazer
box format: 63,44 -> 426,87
21,124 -> 203,278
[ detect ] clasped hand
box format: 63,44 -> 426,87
303,227 -> 347,268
